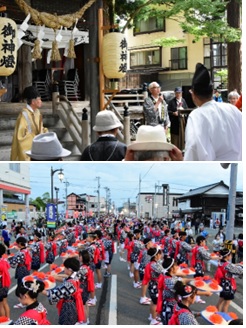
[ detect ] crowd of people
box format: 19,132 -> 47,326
10,62 -> 242,162
0,216 -> 243,325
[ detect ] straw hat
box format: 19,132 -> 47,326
26,132 -> 71,159
128,125 -> 174,151
93,110 -> 123,132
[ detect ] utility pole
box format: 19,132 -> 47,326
96,177 -> 100,217
225,164 -> 238,240
64,179 -> 70,212
138,174 -> 141,218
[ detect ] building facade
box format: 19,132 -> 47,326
124,15 -> 228,96
66,192 -> 106,217
0,163 -> 33,222
137,191 -> 182,220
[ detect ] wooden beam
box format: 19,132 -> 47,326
103,89 -> 118,110
98,8 -> 105,110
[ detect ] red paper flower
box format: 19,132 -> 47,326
209,314 -> 223,324
228,312 -> 238,320
182,269 -> 190,274
184,285 -> 192,293
47,276 -> 56,282
195,280 -> 204,287
209,282 -> 219,290
206,306 -> 218,312
180,263 -> 188,268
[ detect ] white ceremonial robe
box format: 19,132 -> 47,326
184,100 -> 242,161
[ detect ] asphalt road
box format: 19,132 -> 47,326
5,226 -> 243,324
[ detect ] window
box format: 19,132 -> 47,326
130,48 -> 161,68
170,47 -> 187,70
9,163 -> 20,173
134,17 -> 165,34
203,38 -> 227,69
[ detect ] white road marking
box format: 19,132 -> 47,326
230,300 -> 243,314
108,274 -> 117,325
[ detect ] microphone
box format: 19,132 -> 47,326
158,93 -> 163,103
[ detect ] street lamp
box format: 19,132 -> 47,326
51,167 -> 64,204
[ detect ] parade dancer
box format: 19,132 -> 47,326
102,231 -> 115,277
14,278 -> 50,325
142,247 -> 163,325
9,237 -> 32,309
43,258 -> 85,325
215,248 -> 243,313
191,235 -> 220,303
94,230 -> 106,289
168,281 -> 199,325
119,223 -> 128,262
30,232 -> 45,271
77,250 -> 95,325
139,238 -> 153,305
174,231 -> 193,265
0,244 -> 11,318
85,232 -> 100,307
45,235 -> 57,268
131,229 -> 145,289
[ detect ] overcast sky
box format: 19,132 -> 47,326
29,162 -> 243,207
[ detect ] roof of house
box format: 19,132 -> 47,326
177,181 -> 229,199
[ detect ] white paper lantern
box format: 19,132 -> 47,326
102,32 -> 127,80
0,17 -> 17,76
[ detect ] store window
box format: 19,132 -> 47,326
170,47 -> 187,70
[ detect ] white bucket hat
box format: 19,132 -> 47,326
26,132 -> 71,159
93,110 -> 123,132
128,125 -> 174,151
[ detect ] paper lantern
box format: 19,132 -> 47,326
0,17 -> 17,76
102,32 -> 127,80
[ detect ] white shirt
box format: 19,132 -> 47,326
184,100 -> 242,161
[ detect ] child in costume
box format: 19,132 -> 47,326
14,278 -> 50,325
45,234 -> 57,267
142,247 -> 163,325
30,232 -> 45,271
9,237 -> 32,309
168,281 -> 198,325
0,244 -> 11,318
215,248 -> 243,313
77,249 -> 95,324
43,257 -> 85,325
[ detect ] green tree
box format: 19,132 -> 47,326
30,192 -> 50,211
108,0 -> 242,87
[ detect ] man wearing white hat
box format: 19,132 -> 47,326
81,110 -> 127,161
125,125 -> 174,161
25,132 -> 71,160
